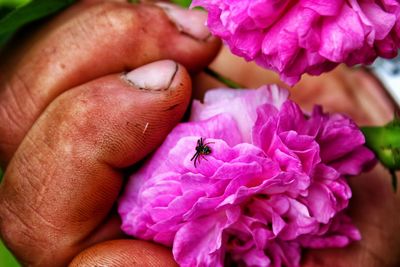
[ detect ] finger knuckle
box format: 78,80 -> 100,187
0,74 -> 39,164
75,2 -> 141,42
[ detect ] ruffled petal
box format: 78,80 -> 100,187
119,86 -> 374,267
195,0 -> 400,85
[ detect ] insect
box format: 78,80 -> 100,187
191,137 -> 214,167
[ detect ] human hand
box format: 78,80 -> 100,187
197,50 -> 400,267
0,1 -> 220,266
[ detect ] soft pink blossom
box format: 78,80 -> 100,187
191,0 -> 400,85
118,86 -> 375,267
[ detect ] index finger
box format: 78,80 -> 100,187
0,62 -> 191,266
0,1 -> 220,166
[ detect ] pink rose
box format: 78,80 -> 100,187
192,0 -> 400,85
119,86 -> 375,266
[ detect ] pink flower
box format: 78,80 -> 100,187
118,86 -> 375,267
191,0 -> 400,85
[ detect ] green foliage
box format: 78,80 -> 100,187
362,117 -> 400,191
0,7 -> 13,18
0,0 -> 76,47
171,0 -> 192,8
0,0 -> 30,8
0,240 -> 20,267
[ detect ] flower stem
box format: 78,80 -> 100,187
204,67 -> 242,89
390,169 -> 398,192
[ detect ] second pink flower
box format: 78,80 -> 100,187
192,0 -> 400,85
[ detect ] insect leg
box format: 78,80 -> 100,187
191,152 -> 199,161
203,142 -> 214,146
200,154 -> 208,162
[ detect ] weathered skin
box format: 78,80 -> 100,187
0,1 -> 219,266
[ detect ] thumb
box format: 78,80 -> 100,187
0,60 -> 190,266
69,240 -> 177,267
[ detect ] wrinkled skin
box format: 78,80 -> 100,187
0,1 -> 398,267
0,1 -> 220,266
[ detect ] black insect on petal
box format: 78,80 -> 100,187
191,137 -> 214,167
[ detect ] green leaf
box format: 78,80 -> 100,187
0,0 -> 76,47
0,240 -> 20,267
362,123 -> 400,170
0,0 -> 31,8
170,0 -> 192,8
362,118 -> 400,191
0,7 -> 13,18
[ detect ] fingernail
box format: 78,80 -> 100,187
124,60 -> 178,91
157,3 -> 210,41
